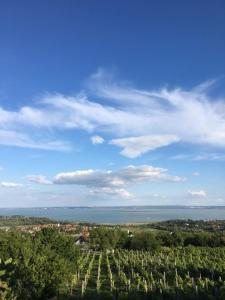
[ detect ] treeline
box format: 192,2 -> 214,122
89,227 -> 225,250
144,219 -> 225,232
0,216 -> 58,227
0,228 -> 80,299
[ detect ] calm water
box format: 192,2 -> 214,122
0,207 -> 225,224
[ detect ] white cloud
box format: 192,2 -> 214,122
53,169 -> 98,185
172,153 -> 225,161
52,165 -> 184,198
0,129 -> 71,151
215,198 -> 225,205
53,165 -> 184,186
88,69 -> 225,154
0,182 -> 23,188
117,165 -> 185,183
188,190 -> 207,198
151,193 -> 167,199
26,175 -> 52,185
110,135 -> 179,158
90,187 -> 132,198
0,68 -> 225,157
91,135 -> 105,144
0,166 -> 3,171
192,172 -> 200,176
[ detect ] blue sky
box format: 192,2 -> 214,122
0,0 -> 225,207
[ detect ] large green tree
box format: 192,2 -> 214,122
0,228 -> 80,299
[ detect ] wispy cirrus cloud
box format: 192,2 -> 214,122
88,69 -> 225,156
0,129 -> 71,151
171,153 -> 225,161
0,68 -> 225,157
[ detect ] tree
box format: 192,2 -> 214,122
130,232 -> 160,251
0,229 -> 80,299
0,258 -> 16,300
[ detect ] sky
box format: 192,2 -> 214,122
0,0 -> 225,207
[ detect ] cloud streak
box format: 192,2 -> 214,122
171,153 -> 225,161
0,181 -> 23,188
26,175 -> 52,185
0,68 -> 225,157
0,129 -> 71,152
188,190 -> 207,198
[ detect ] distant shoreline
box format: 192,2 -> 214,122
1,205 -> 225,209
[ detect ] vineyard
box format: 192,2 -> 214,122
1,227 -> 225,299
70,247 -> 225,300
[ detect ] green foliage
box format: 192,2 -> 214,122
130,231 -> 160,251
0,220 -> 225,300
0,258 -> 16,300
89,226 -> 225,251
143,219 -> 225,233
158,231 -> 184,247
89,226 -> 129,250
0,228 -> 80,299
183,232 -> 225,247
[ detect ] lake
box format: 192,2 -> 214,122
0,206 -> 225,224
